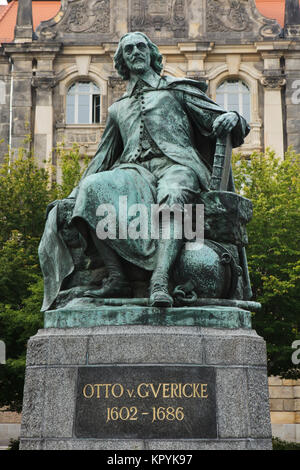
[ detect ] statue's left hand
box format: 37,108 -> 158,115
212,112 -> 239,138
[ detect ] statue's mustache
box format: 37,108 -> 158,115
130,55 -> 145,62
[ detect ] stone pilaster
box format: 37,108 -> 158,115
29,46 -> 61,168
260,54 -> 286,158
184,53 -> 207,78
32,75 -> 56,168
261,75 -> 286,158
0,56 -> 11,163
3,47 -> 34,157
284,51 -> 300,154
179,42 -> 212,80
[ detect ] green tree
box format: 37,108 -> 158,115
1,143 -> 299,412
54,142 -> 90,199
232,148 -> 300,377
0,142 -> 89,411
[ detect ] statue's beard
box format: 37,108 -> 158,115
128,58 -> 149,74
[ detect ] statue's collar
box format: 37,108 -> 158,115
127,70 -> 161,96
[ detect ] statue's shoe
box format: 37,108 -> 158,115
150,290 -> 173,308
149,277 -> 173,308
84,278 -> 132,298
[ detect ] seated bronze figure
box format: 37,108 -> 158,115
39,32 -> 253,313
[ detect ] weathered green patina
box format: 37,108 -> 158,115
38,32 -> 255,326
44,304 -> 252,329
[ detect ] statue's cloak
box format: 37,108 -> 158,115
39,76 -> 250,311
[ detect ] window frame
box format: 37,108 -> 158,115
66,81 -> 101,125
208,67 -> 263,154
216,78 -> 251,123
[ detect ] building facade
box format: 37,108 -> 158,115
0,0 -> 300,447
0,0 -> 299,168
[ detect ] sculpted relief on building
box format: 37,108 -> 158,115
130,0 -> 281,40
64,0 -> 111,34
130,0 -> 187,38
37,0 -> 112,41
206,0 -> 281,38
2,0 -> 299,162
206,0 -> 252,33
36,0 -> 281,43
37,0 -> 188,42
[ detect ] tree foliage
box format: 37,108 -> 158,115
0,143 -> 299,412
0,142 -> 88,411
54,142 -> 90,199
232,148 -> 300,377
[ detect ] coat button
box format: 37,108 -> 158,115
141,140 -> 151,150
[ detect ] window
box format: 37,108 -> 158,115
66,81 -> 101,124
216,79 -> 251,122
0,80 -> 5,105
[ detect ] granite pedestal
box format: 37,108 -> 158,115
19,305 -> 272,450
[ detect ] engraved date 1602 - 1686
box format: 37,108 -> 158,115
106,405 -> 185,423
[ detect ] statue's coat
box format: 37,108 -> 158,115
39,75 -> 250,311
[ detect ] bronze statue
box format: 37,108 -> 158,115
39,32 -> 252,312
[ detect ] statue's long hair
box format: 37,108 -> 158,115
114,32 -> 163,80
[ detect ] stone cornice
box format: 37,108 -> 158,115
3,42 -> 62,57
255,41 -> 293,52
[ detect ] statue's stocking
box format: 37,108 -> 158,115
84,230 -> 132,298
150,214 -> 183,307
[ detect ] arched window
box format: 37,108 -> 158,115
216,79 -> 251,122
66,81 -> 101,124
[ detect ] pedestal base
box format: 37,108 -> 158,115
20,317 -> 272,450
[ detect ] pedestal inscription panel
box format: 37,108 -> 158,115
75,365 -> 217,439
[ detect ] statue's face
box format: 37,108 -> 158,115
122,33 -> 151,75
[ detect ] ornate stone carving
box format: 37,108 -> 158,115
67,132 -> 98,144
259,23 -> 283,38
64,0 -> 110,34
108,76 -> 127,101
206,0 -> 281,38
109,77 -> 127,92
38,28 -> 57,40
37,0 -> 111,41
186,73 -> 207,81
130,0 -> 187,36
285,24 -> 300,38
261,76 -> 286,89
55,112 -> 65,127
207,0 -> 251,32
31,76 -> 57,91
